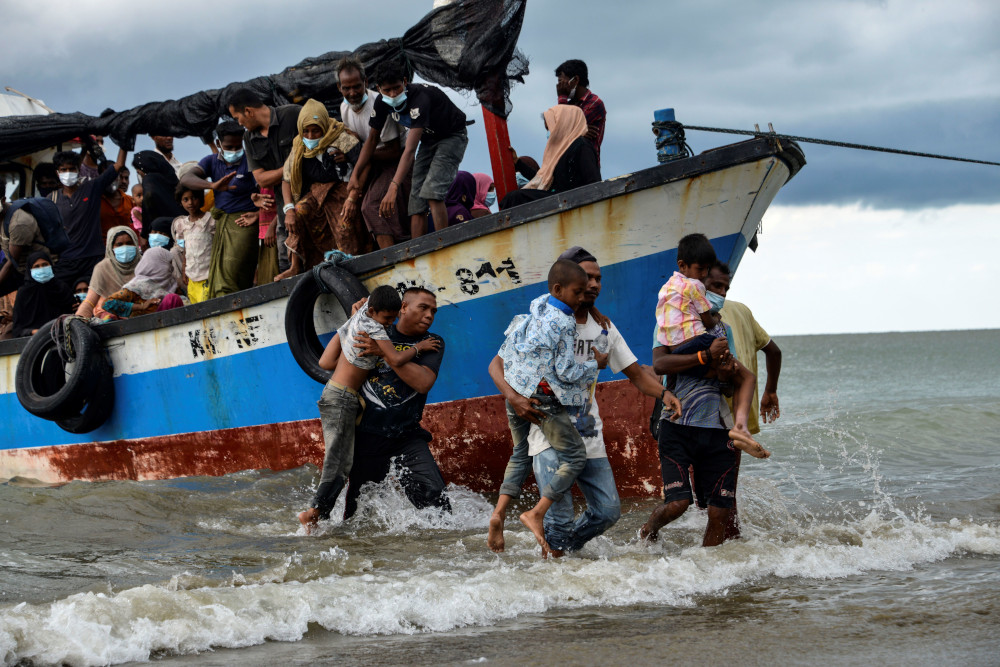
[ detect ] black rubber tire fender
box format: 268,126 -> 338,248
15,318 -> 107,420
284,264 -> 369,384
56,353 -> 115,434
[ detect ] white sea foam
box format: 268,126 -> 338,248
3,480 -> 999,667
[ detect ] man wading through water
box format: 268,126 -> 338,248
487,247 -> 682,556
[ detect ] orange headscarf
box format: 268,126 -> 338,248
524,105 -> 588,191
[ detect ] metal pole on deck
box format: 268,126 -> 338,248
482,107 -> 517,202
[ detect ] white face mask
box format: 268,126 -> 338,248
58,171 -> 80,187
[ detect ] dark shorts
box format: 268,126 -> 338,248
658,419 -> 739,509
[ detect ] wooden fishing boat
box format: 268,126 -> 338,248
0,135 -> 804,493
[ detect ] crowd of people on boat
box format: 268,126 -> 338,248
0,58 -> 606,339
303,236 -> 782,557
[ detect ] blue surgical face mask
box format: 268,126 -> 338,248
484,191 -> 496,207
114,245 -> 137,263
148,233 -> 169,248
75,291 -> 88,303
546,130 -> 550,140
222,148 -> 244,164
515,173 -> 530,188
706,290 -> 726,313
31,265 -> 54,283
382,90 -> 407,111
350,93 -> 369,111
302,137 -> 320,150
177,238 -> 185,249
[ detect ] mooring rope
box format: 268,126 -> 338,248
682,125 -> 1000,167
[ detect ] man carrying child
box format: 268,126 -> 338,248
642,233 -> 769,547
298,285 -> 440,532
488,259 -> 609,556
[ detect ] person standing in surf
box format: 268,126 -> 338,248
487,246 -> 682,556
489,259 -> 608,556
643,293 -> 770,546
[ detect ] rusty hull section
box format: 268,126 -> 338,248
1,381 -> 662,497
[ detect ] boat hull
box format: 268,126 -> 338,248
0,138 -> 803,492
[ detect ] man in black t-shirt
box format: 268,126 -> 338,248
51,141 -> 128,283
340,287 -> 452,519
347,60 -> 468,240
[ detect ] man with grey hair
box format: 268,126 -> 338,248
336,57 -> 410,249
487,246 -> 681,555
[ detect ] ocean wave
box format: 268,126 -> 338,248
3,479 -> 998,667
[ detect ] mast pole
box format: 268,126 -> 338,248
482,107 -> 517,202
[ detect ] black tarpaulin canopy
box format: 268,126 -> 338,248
0,0 -> 528,162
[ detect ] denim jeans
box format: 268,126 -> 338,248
499,391 -> 586,502
532,448 -> 622,552
311,381 -> 362,519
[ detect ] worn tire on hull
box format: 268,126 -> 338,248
56,352 -> 116,434
284,264 -> 369,384
15,318 -> 107,420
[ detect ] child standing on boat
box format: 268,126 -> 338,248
172,185 -> 214,304
298,285 -> 441,532
654,233 -> 765,455
488,259 -> 608,556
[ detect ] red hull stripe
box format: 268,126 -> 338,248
0,381 -> 665,497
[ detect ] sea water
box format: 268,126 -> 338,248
1,330 -> 998,666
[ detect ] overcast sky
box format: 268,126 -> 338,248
2,0 -> 998,335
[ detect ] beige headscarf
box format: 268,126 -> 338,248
89,226 -> 142,297
525,105 -> 588,191
284,99 -> 358,201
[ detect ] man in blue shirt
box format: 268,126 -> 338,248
179,121 -> 259,296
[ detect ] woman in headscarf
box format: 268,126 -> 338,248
471,172 -> 496,218
437,171 -> 476,229
276,99 -> 368,281
132,151 -> 185,239
10,250 -> 77,337
98,247 -> 183,320
500,105 -> 601,210
76,226 -> 142,319
150,216 -> 187,295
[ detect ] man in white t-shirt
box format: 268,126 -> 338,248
487,247 -> 680,555
336,57 -> 410,249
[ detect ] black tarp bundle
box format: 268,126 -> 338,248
0,0 -> 528,162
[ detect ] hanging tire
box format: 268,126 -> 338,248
15,318 -> 109,421
284,264 -> 369,384
56,355 -> 115,434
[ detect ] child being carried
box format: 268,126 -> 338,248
298,285 -> 441,532
487,259 -> 609,557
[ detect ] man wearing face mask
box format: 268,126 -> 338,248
555,59 -> 606,164
51,138 -> 128,283
336,57 -> 410,249
180,121 -> 260,296
227,89 -> 301,274
348,60 -> 468,239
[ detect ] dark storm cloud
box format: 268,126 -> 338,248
2,0 -> 998,208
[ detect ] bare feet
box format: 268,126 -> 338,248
638,524 -> 658,542
298,508 -> 319,535
488,512 -> 506,552
519,509 -> 552,558
728,429 -> 770,458
273,267 -> 299,282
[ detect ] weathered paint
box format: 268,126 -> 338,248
0,379 -> 661,497
0,151 -> 792,492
